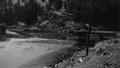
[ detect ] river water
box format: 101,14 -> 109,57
0,38 -> 76,68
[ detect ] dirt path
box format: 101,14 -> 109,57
0,38 -> 75,68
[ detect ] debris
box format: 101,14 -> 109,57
77,57 -> 83,63
43,66 -> 48,68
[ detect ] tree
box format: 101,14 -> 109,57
24,0 -> 38,25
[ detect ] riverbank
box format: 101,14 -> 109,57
54,38 -> 120,68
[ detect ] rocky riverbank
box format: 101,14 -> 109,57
52,38 -> 120,68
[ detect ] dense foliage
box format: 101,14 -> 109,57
0,0 -> 119,30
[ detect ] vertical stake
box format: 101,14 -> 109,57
86,0 -> 94,56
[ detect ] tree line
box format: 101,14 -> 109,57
0,0 -> 119,30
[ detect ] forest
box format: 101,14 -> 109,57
0,0 -> 119,31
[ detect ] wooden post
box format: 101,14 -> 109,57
86,0 -> 94,56
0,23 -> 6,35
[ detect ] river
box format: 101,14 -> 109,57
0,38 -> 77,68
